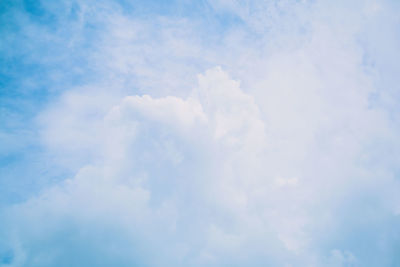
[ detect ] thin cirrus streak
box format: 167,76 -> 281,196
0,0 -> 400,266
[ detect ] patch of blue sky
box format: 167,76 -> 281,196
0,1 -> 97,204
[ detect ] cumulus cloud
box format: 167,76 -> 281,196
2,67 -> 270,266
1,0 -> 400,266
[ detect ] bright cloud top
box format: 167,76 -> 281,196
1,0 -> 400,266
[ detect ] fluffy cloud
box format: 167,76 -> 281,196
3,64 -> 399,266
1,0 -> 400,266
2,67 -> 269,266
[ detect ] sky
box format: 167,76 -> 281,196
1,0 -> 400,266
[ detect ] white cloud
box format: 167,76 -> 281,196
2,1 -> 400,266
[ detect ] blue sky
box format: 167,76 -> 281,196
1,0 -> 400,266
